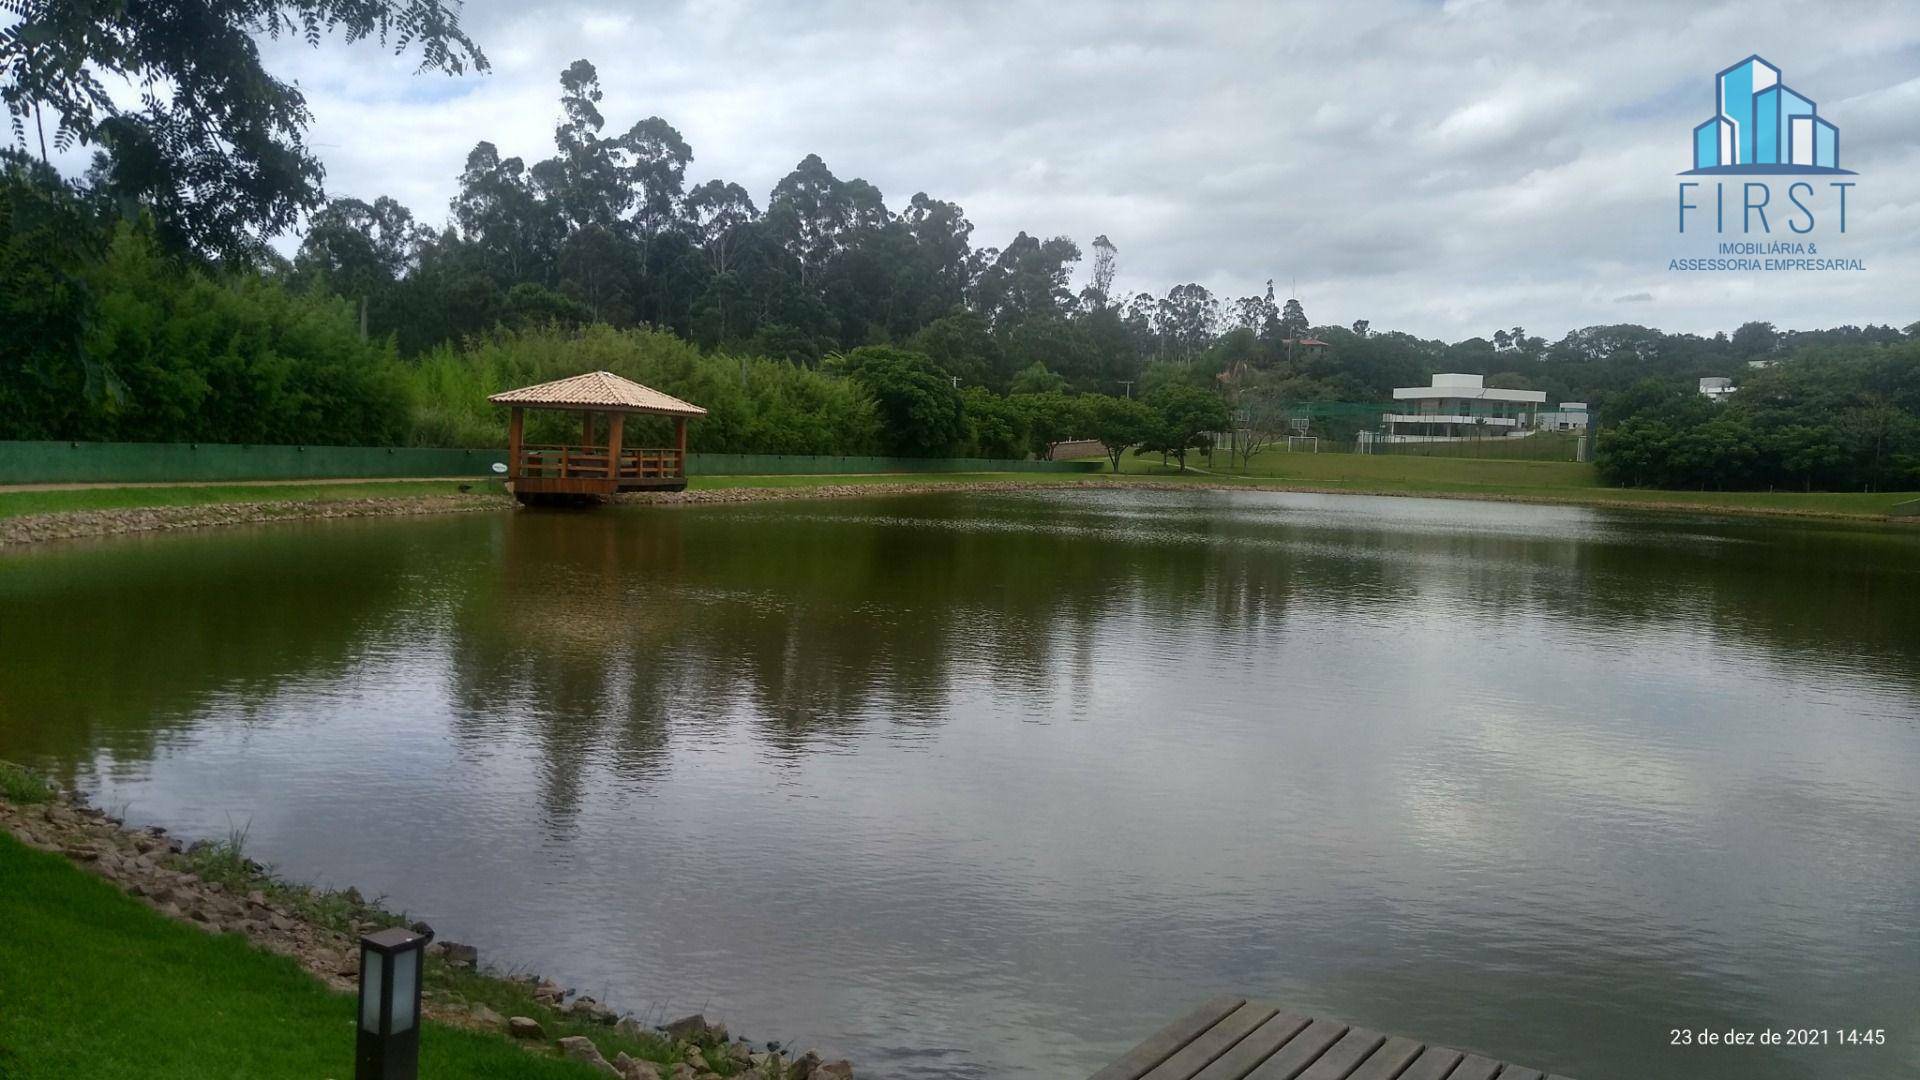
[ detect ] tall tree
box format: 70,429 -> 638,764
1082,233 -> 1117,309
1278,297 -> 1309,340
682,179 -> 757,274
767,154 -> 855,285
3,1 -> 484,260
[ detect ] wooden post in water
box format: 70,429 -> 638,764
506,407 -> 524,481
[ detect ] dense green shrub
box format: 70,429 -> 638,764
1597,346 -> 1920,491
0,204 -> 411,446
827,346 -> 967,457
405,326 -> 885,455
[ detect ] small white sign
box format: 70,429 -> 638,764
490,462 -> 508,474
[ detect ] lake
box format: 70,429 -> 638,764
3,489 -> 1916,1079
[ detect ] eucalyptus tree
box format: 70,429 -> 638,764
971,231 -> 1080,332
1155,283 -> 1221,363
451,141 -> 559,285
766,154 -> 860,286
684,179 -> 758,274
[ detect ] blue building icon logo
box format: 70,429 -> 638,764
1687,55 -> 1852,174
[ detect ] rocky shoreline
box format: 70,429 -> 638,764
0,769 -> 852,1079
0,491 -> 512,546
0,479 -> 1097,546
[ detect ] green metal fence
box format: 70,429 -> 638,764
687,454 -> 1099,476
0,441 -> 1101,485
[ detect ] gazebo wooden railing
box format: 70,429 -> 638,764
487,372 -> 706,504
515,445 -> 686,482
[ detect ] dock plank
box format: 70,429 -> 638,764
1241,1018 -> 1349,1079
1190,1012 -> 1312,1080
1447,1054 -> 1502,1080
1294,1027 -> 1387,1080
1142,1001 -> 1281,1080
1092,999 -> 1573,1080
1392,1047 -> 1463,1080
1090,997 -> 1247,1080
1342,1036 -> 1424,1080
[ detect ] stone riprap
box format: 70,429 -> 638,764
0,777 -> 853,1079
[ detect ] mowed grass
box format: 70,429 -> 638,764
0,833 -> 602,1080
687,470 -> 1095,490
0,457 -> 1911,523
1108,448 -> 1919,519
0,480 -> 483,519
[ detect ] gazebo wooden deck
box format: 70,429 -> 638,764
1090,997 -> 1575,1080
489,371 -> 706,503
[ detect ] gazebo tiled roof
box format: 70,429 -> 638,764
488,371 -> 707,416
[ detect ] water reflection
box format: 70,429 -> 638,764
1,490 -> 1917,1079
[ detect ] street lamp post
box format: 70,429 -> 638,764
357,926 -> 431,1080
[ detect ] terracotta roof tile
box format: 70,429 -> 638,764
488,371 -> 707,416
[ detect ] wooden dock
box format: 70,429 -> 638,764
1089,997 -> 1574,1080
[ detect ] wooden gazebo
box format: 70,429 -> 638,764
489,371 -> 706,503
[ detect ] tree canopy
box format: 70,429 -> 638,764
2,0 -> 485,261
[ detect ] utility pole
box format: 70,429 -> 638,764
1119,380 -> 1134,399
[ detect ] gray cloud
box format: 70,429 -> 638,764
255,0 -> 1918,340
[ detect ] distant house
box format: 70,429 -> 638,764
1535,402 -> 1590,431
1699,377 -> 1736,401
1283,337 -> 1330,359
1381,373 -> 1546,440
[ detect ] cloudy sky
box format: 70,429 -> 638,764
256,0 -> 1919,342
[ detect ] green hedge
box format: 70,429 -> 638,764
0,442 -> 1101,484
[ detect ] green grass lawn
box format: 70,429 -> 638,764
0,831 -> 603,1080
0,480 -> 485,520
687,470 -> 1093,490
1,458 -> 1912,523
1106,448 -> 1919,519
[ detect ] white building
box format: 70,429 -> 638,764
1699,377 -> 1735,402
1382,374 -> 1547,441
1535,402 -> 1590,431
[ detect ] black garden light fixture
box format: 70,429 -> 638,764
356,926 -> 431,1080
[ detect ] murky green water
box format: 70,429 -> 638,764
3,490 -> 1917,1079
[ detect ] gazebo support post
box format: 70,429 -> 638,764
582,411 -> 595,449
606,411 -> 624,482
506,407 -> 524,482
675,416 -> 688,479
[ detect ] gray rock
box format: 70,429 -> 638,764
469,1002 -> 505,1027
817,1062 -> 854,1079
557,1035 -> 620,1077
661,1013 -> 710,1044
507,1015 -> 545,1040
568,995 -> 616,1024
440,941 -> 479,968
613,1054 -> 662,1080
